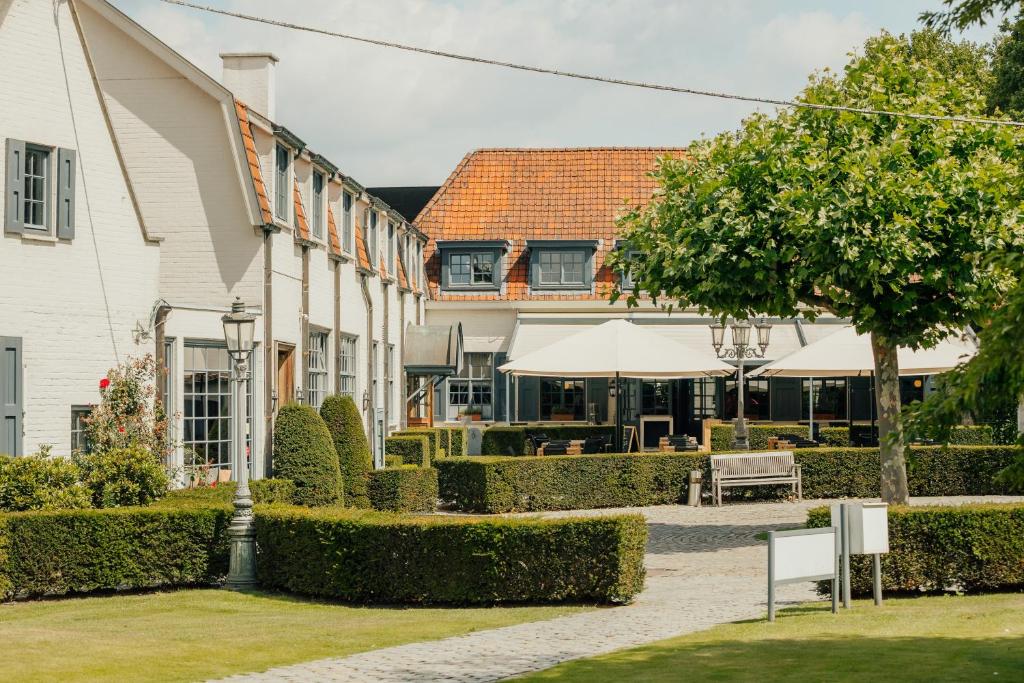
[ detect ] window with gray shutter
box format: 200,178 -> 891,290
274,144 -> 289,221
311,171 -> 324,240
5,139 -> 26,234
56,148 -> 76,240
0,337 -> 23,456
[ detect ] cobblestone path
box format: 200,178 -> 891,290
217,496 -> 1021,682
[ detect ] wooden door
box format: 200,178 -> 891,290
277,343 -> 295,409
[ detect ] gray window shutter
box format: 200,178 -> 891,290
57,148 -> 76,240
5,138 -> 25,235
0,337 -> 23,456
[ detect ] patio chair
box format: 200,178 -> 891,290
582,436 -> 609,454
663,435 -> 700,452
526,432 -> 549,455
776,433 -> 819,449
539,439 -> 571,455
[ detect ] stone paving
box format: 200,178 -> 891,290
216,496 -> 1023,683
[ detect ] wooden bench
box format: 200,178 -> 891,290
710,451 -> 802,506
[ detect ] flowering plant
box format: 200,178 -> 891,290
83,355 -> 169,460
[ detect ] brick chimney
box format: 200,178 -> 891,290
220,52 -> 279,119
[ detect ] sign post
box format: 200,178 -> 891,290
831,502 -> 889,608
767,527 -> 839,622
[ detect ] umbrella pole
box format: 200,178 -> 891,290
809,377 -> 815,442
616,372 -> 623,453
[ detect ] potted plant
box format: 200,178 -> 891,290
551,403 -> 575,422
461,405 -> 484,422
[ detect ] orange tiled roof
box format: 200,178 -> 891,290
234,100 -> 273,225
378,256 -> 389,280
292,180 -> 310,241
415,147 -> 685,301
397,254 -> 410,290
354,214 -> 372,272
326,205 -> 342,257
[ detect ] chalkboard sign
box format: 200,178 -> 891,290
621,425 -> 639,453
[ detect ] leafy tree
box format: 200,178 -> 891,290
610,32 -> 1024,503
320,395 -> 371,508
989,15 -> 1024,116
922,0 -> 1020,31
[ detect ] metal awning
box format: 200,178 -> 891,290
404,322 -> 464,376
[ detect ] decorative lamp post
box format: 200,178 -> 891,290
711,317 -> 772,450
222,297 -> 257,590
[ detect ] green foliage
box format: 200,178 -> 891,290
990,14 -> 1024,116
0,451 -> 90,512
438,446 -> 1020,513
818,425 -> 994,448
392,427 -> 469,459
73,445 -> 169,508
709,424 -> 809,451
158,479 -> 296,506
367,467 -> 438,512
481,425 -> 616,456
392,429 -> 441,459
808,503 -> 1024,594
254,506 -> 646,604
272,404 -> 341,507
921,0 -> 1019,32
0,505 -> 231,600
319,395 -> 371,508
818,427 -> 851,447
84,355 -> 169,458
385,435 -> 431,467
438,453 -> 706,513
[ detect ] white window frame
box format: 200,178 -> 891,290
311,170 -> 325,241
274,143 -> 291,223
22,144 -> 51,232
338,333 -> 358,397
307,329 -> 329,410
342,191 -> 354,254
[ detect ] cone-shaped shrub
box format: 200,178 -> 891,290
272,404 -> 341,506
320,395 -> 372,508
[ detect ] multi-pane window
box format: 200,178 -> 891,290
274,144 -> 289,221
386,343 -> 395,419
641,380 -> 672,415
691,377 -> 718,418
803,378 -> 847,420
387,221 -> 396,274
724,377 -> 770,420
621,250 -> 642,289
369,210 -> 378,264
540,378 -> 585,421
338,334 -> 358,397
372,341 -> 379,408
23,146 -> 49,229
307,331 -> 329,410
446,251 -> 496,289
342,192 -> 353,253
448,352 -> 493,420
183,344 -> 252,475
70,406 -> 93,454
538,250 -> 586,287
311,172 -> 324,240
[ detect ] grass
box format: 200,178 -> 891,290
0,589 -> 588,682
517,594 -> 1024,682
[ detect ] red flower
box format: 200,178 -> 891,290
99,378 -> 111,390
118,426 -> 126,433
211,481 -> 218,488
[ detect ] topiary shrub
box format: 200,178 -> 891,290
73,445 -> 169,508
391,429 -> 441,459
367,466 -> 438,512
0,450 -> 90,512
273,404 -> 341,507
385,435 -> 431,467
319,395 -> 371,508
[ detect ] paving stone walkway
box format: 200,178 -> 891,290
217,496 -> 1022,682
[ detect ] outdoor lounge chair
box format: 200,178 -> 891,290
776,433 -> 819,449
539,439 -> 571,455
582,436 -> 610,454
662,435 -> 700,452
526,432 -> 550,454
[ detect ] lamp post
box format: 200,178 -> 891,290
711,318 -> 772,450
222,297 -> 257,590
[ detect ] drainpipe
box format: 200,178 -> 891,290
359,274 -> 375,462
300,246 -> 310,404
263,229 -> 274,477
333,260 -> 342,394
399,290 -> 407,429
382,281 -> 390,439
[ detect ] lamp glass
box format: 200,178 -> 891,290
221,299 -> 256,360
710,322 -> 726,351
755,319 -> 772,350
731,320 -> 751,348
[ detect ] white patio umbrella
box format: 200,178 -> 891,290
748,325 -> 977,437
499,319 -> 735,450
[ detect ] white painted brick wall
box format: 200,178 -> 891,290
0,0 -> 160,455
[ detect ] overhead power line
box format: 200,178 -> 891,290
159,0 -> 1024,129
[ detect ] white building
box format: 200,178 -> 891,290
1,0 -> 427,473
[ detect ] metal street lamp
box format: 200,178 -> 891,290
711,317 -> 772,450
222,297 -> 258,590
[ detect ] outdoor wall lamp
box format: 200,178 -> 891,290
711,317 -> 773,450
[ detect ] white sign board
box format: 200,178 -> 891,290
849,502 -> 889,554
771,528 -> 837,582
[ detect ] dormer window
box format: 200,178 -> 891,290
437,240 -> 508,292
616,241 -> 642,290
274,144 -> 289,222
342,191 -> 353,253
311,171 -> 324,240
387,220 -> 396,275
527,240 -> 597,291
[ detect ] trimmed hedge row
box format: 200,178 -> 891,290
391,427 -> 467,459
817,424 -> 995,448
437,453 -> 705,512
0,505 -> 231,600
254,506 -> 646,604
807,503 -> 1024,594
438,446 -> 1021,513
481,425 -> 616,456
385,435 -> 431,467
367,467 -> 438,512
159,479 -> 296,506
709,424 -> 810,451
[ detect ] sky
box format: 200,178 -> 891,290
109,0 -> 1007,187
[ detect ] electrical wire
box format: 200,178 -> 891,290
156,0 -> 1024,128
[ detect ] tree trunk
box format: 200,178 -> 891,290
871,332 -> 909,504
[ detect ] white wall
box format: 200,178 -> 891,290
0,0 -> 160,455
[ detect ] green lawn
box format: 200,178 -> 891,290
518,594 -> 1024,682
0,589 -> 587,682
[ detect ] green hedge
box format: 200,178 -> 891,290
437,453 -> 705,513
818,427 -> 850,447
273,404 -> 341,506
481,425 -> 616,456
709,424 -> 809,451
817,424 -> 994,448
439,446 -> 1021,512
367,467 -> 438,512
391,427 -> 468,459
807,503 -> 1024,594
158,479 -> 296,506
320,395 -> 372,508
385,435 -> 431,467
254,506 -> 646,604
0,505 -> 231,600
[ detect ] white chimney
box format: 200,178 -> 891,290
220,52 -> 279,119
